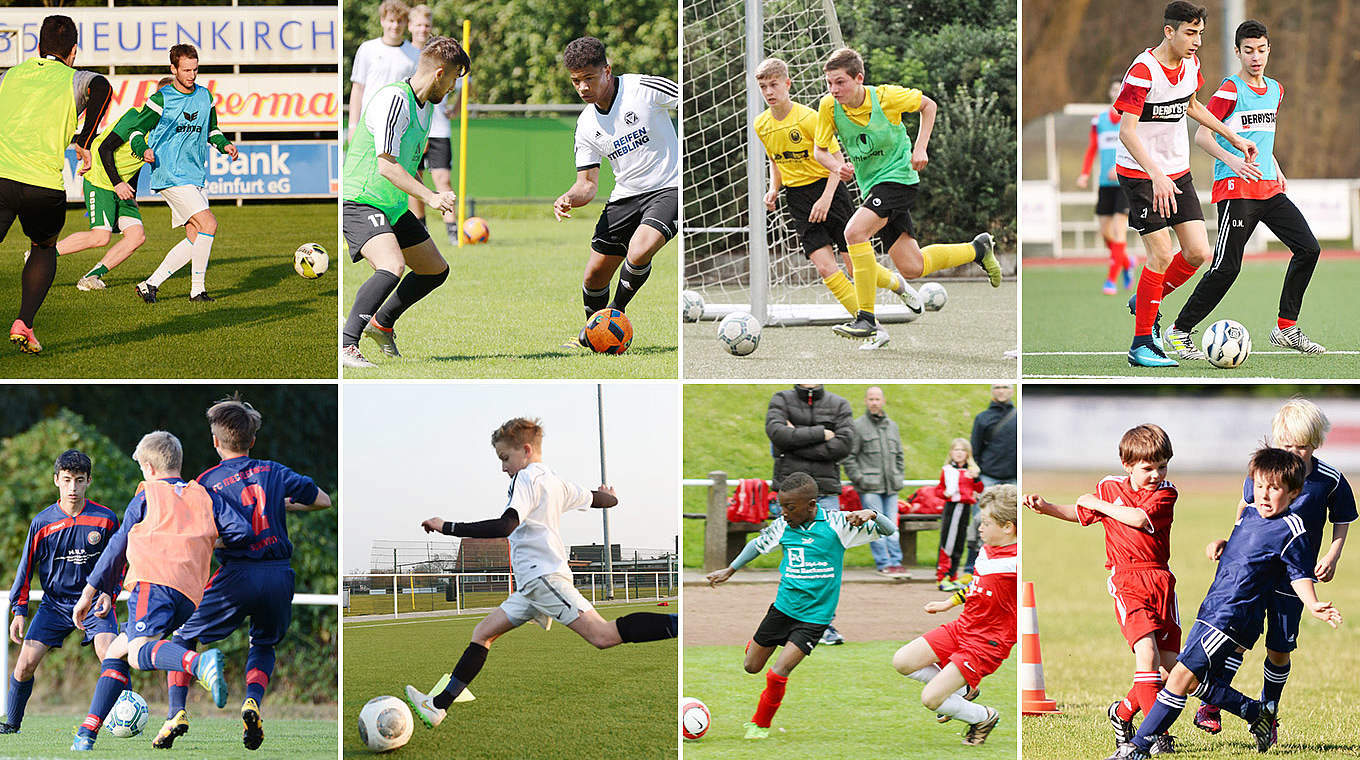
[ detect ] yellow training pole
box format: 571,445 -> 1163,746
456,19 -> 471,248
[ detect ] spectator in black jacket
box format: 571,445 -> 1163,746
964,384 -> 1017,574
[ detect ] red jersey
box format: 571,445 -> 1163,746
1077,475 -> 1175,571
957,542 -> 1017,646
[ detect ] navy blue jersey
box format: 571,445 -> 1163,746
196,456 -> 319,562
1195,507 -> 1312,646
85,477 -> 250,596
8,501 -> 119,616
1243,457 -> 1357,583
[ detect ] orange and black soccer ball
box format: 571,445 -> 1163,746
462,216 -> 490,244
582,308 -> 633,354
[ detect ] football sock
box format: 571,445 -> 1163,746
874,262 -> 898,290
921,242 -> 975,276
79,659 -> 130,738
847,241 -> 877,316
147,239 -> 193,288
1112,240 -> 1129,269
432,642 -> 488,710
582,284 -> 610,318
937,693 -> 989,724
1261,660 -> 1289,705
1159,251 -> 1198,296
189,232 -> 214,295
18,245 -> 57,327
167,671 -> 192,717
1218,652 -> 1243,684
1277,317 -> 1296,330
608,260 -> 652,312
1191,677 -> 1259,722
343,270 -> 400,346
245,645 -> 275,705
84,263 -> 110,279
905,665 -> 941,684
616,612 -> 678,643
6,675 -> 33,727
1134,267 -> 1166,337
139,639 -> 200,674
1107,240 -> 1123,281
822,271 -> 858,316
374,268 -> 449,328
752,670 -> 787,728
1132,670 -> 1161,717
1130,688 -> 1186,752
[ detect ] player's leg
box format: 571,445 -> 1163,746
567,607 -> 678,650
60,178 -> 116,261
83,220 -> 147,287
1127,227 -> 1178,367
747,641 -> 806,735
1259,591 -> 1299,710
11,181 -> 68,353
3,640 -> 51,731
608,188 -> 677,313
368,214 -> 450,356
927,663 -> 996,743
140,186 -> 210,300
810,246 -> 858,316
1170,201 -> 1254,357
56,229 -> 112,257
184,208 -> 219,300
72,632 -> 131,749
407,609 -> 517,728
1262,196 -> 1324,352
583,250 -> 625,317
833,207 -> 892,337
1099,212 -> 1128,294
1193,647 -> 1239,734
1111,632 -> 1161,738
235,567 -> 294,750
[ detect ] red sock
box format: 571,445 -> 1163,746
1160,251 -> 1198,296
936,550 -> 952,582
752,670 -> 788,728
1134,267 -> 1165,336
1112,241 -> 1129,270
1134,671 -> 1162,717
1116,692 -> 1137,721
1278,317 -> 1296,330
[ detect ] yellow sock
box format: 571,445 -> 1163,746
822,271 -> 859,317
847,241 -> 877,316
921,242 -> 976,276
873,262 -> 898,291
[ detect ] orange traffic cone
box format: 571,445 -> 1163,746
1021,580 -> 1061,714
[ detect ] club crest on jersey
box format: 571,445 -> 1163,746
789,128 -> 802,143
624,111 -> 638,126
86,530 -> 101,545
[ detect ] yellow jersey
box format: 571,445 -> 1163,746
755,102 -> 840,188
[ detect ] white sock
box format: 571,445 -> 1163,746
907,665 -> 941,684
938,695 -> 989,724
190,232 -> 214,295
148,239 -> 193,287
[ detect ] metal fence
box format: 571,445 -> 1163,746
342,571 -> 679,619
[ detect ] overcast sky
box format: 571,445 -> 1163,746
341,383 -> 679,573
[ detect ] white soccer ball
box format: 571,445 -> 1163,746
920,282 -> 947,311
681,697 -> 710,740
682,290 -> 705,322
357,695 -> 413,752
294,242 -> 330,279
717,311 -> 761,356
105,690 -> 148,738
1203,319 -> 1251,369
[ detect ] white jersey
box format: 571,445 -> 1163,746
505,462 -> 593,587
1114,49 -> 1202,179
574,73 -> 679,202
362,84 -> 432,161
351,38 -> 419,109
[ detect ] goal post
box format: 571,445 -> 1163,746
682,0 -> 918,326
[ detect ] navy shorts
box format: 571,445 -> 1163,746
24,600 -> 118,648
175,561 -> 294,646
1176,621 -> 1241,682
125,582 -> 196,640
1240,592 -> 1304,654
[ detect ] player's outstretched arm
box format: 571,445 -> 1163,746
553,167 -> 599,220
925,587 -> 966,614
429,508 -> 521,538
285,489 -> 333,512
590,485 -> 617,509
1291,577 -> 1343,627
1022,494 -> 1079,522
910,94 -> 937,171
1193,124 -> 1261,180
1187,97 -> 1257,163
1316,522 -> 1349,582
1075,493 -> 1152,530
206,107 -> 238,160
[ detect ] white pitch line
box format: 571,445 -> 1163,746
1023,350 -> 1360,356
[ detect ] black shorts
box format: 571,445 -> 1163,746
862,181 -> 918,244
0,177 -> 67,245
783,179 -> 854,257
1095,185 -> 1130,216
592,187 -> 678,256
342,201 -> 431,262
422,137 -> 452,172
752,604 -> 828,656
1120,172 -> 1204,235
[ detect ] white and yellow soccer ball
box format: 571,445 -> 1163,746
919,282 -> 947,311
1203,319 -> 1251,368
717,311 -> 761,356
294,243 -> 330,279
357,696 -> 413,752
681,697 -> 710,740
682,290 -> 705,322
105,690 -> 148,738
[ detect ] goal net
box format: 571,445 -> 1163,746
682,0 -> 916,326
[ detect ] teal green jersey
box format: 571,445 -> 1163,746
752,507 -> 891,624
832,87 -> 919,192
343,81 -> 432,221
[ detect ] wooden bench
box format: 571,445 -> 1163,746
898,513 -> 940,567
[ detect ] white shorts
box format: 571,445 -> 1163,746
159,185 -> 210,228
499,573 -> 594,628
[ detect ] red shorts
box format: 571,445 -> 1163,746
1107,567 -> 1181,651
923,621 -> 1013,689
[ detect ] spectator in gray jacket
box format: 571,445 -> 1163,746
843,387 -> 907,576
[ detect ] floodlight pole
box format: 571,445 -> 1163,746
598,384 -> 614,599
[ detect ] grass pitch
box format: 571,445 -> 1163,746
342,601 -> 678,758
0,713 -> 336,759
682,641 -> 1017,759
683,280 -> 1016,379
1022,256 -> 1360,378
342,207 -> 678,379
1022,472 -> 1360,759
0,202 -> 336,379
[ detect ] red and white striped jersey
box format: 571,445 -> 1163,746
957,541 -> 1017,646
1113,49 -> 1204,180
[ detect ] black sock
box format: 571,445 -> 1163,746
615,612 -> 677,643
19,245 -> 57,327
432,642 -> 488,710
608,260 -> 652,312
583,284 -> 610,318
374,268 -> 449,328
342,270 -> 399,346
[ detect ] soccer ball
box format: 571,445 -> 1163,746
920,282 -> 947,311
681,697 -> 710,740
1203,319 -> 1251,368
293,243 -> 329,279
583,308 -> 633,354
357,696 -> 413,753
105,690 -> 148,738
462,216 -> 490,244
717,311 -> 761,356
682,290 -> 705,322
